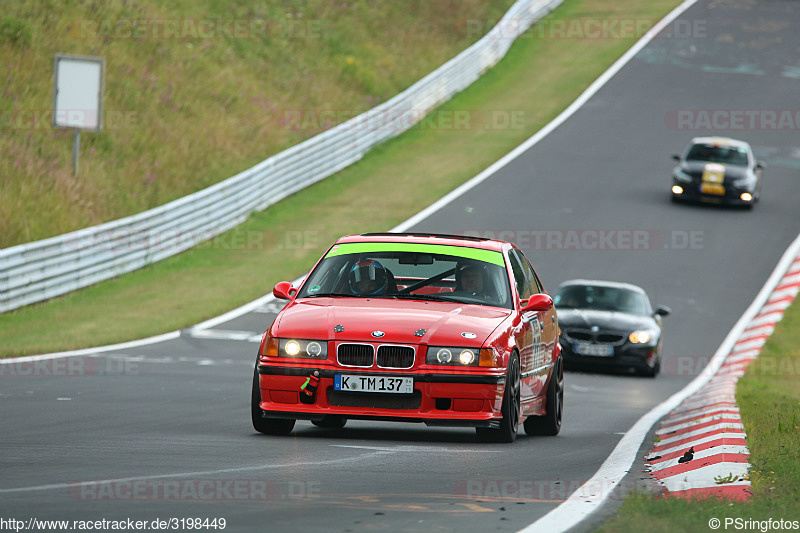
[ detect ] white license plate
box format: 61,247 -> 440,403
574,343 -> 614,357
334,374 -> 414,394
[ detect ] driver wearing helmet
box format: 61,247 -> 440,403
452,263 -> 490,300
348,259 -> 389,296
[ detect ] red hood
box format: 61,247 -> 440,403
274,297 -> 511,347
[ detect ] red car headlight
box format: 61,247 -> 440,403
259,335 -> 327,359
426,347 -> 499,367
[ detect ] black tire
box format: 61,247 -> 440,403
311,416 -> 347,429
476,353 -> 520,443
251,368 -> 295,435
524,356 -> 563,436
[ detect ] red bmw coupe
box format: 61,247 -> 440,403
252,233 -> 563,442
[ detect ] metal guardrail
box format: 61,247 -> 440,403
0,0 -> 562,313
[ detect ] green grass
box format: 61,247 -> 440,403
597,299 -> 800,532
0,0 -> 513,247
0,0 -> 682,357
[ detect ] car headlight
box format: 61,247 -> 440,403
426,347 -> 498,367
629,330 -> 657,344
673,170 -> 692,183
261,337 -> 328,359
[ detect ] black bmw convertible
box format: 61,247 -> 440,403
554,280 -> 670,377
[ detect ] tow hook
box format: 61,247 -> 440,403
300,371 -> 320,404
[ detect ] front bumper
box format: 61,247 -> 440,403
256,365 -> 506,427
671,182 -> 754,206
560,341 -> 656,372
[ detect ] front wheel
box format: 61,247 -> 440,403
477,353 -> 520,443
524,357 -> 563,436
251,368 -> 295,435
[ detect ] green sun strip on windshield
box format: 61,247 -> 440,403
324,242 -> 505,266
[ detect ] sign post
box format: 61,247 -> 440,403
52,54 -> 105,177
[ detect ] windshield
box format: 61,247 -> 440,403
296,242 -> 513,308
554,285 -> 649,315
685,143 -> 748,166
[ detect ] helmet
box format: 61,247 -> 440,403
348,259 -> 388,296
456,263 -> 485,291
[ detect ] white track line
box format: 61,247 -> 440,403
0,332 -> 180,365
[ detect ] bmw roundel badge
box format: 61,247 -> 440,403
371,331 -> 385,338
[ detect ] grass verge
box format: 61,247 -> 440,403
0,0 -> 682,357
0,0 -> 512,247
597,298 -> 800,532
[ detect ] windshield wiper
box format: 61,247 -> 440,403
392,293 -> 459,303
302,292 -> 349,298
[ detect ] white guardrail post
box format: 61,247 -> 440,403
0,0 -> 562,313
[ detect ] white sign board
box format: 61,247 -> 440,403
52,55 -> 104,131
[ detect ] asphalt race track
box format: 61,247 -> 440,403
2,1 -> 800,531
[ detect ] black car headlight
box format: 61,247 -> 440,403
628,330 -> 657,345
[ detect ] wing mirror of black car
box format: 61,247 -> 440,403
654,305 -> 671,317
522,294 -> 553,313
273,281 -> 297,300
671,154 -> 681,162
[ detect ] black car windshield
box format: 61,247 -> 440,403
685,144 -> 748,166
554,285 -> 649,315
296,243 -> 513,309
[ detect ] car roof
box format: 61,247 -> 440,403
689,136 -> 751,150
335,232 -> 508,252
557,279 -> 648,295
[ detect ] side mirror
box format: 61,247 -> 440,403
522,294 -> 553,313
671,154 -> 681,162
654,305 -> 671,317
756,160 -> 765,170
273,281 -> 297,300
